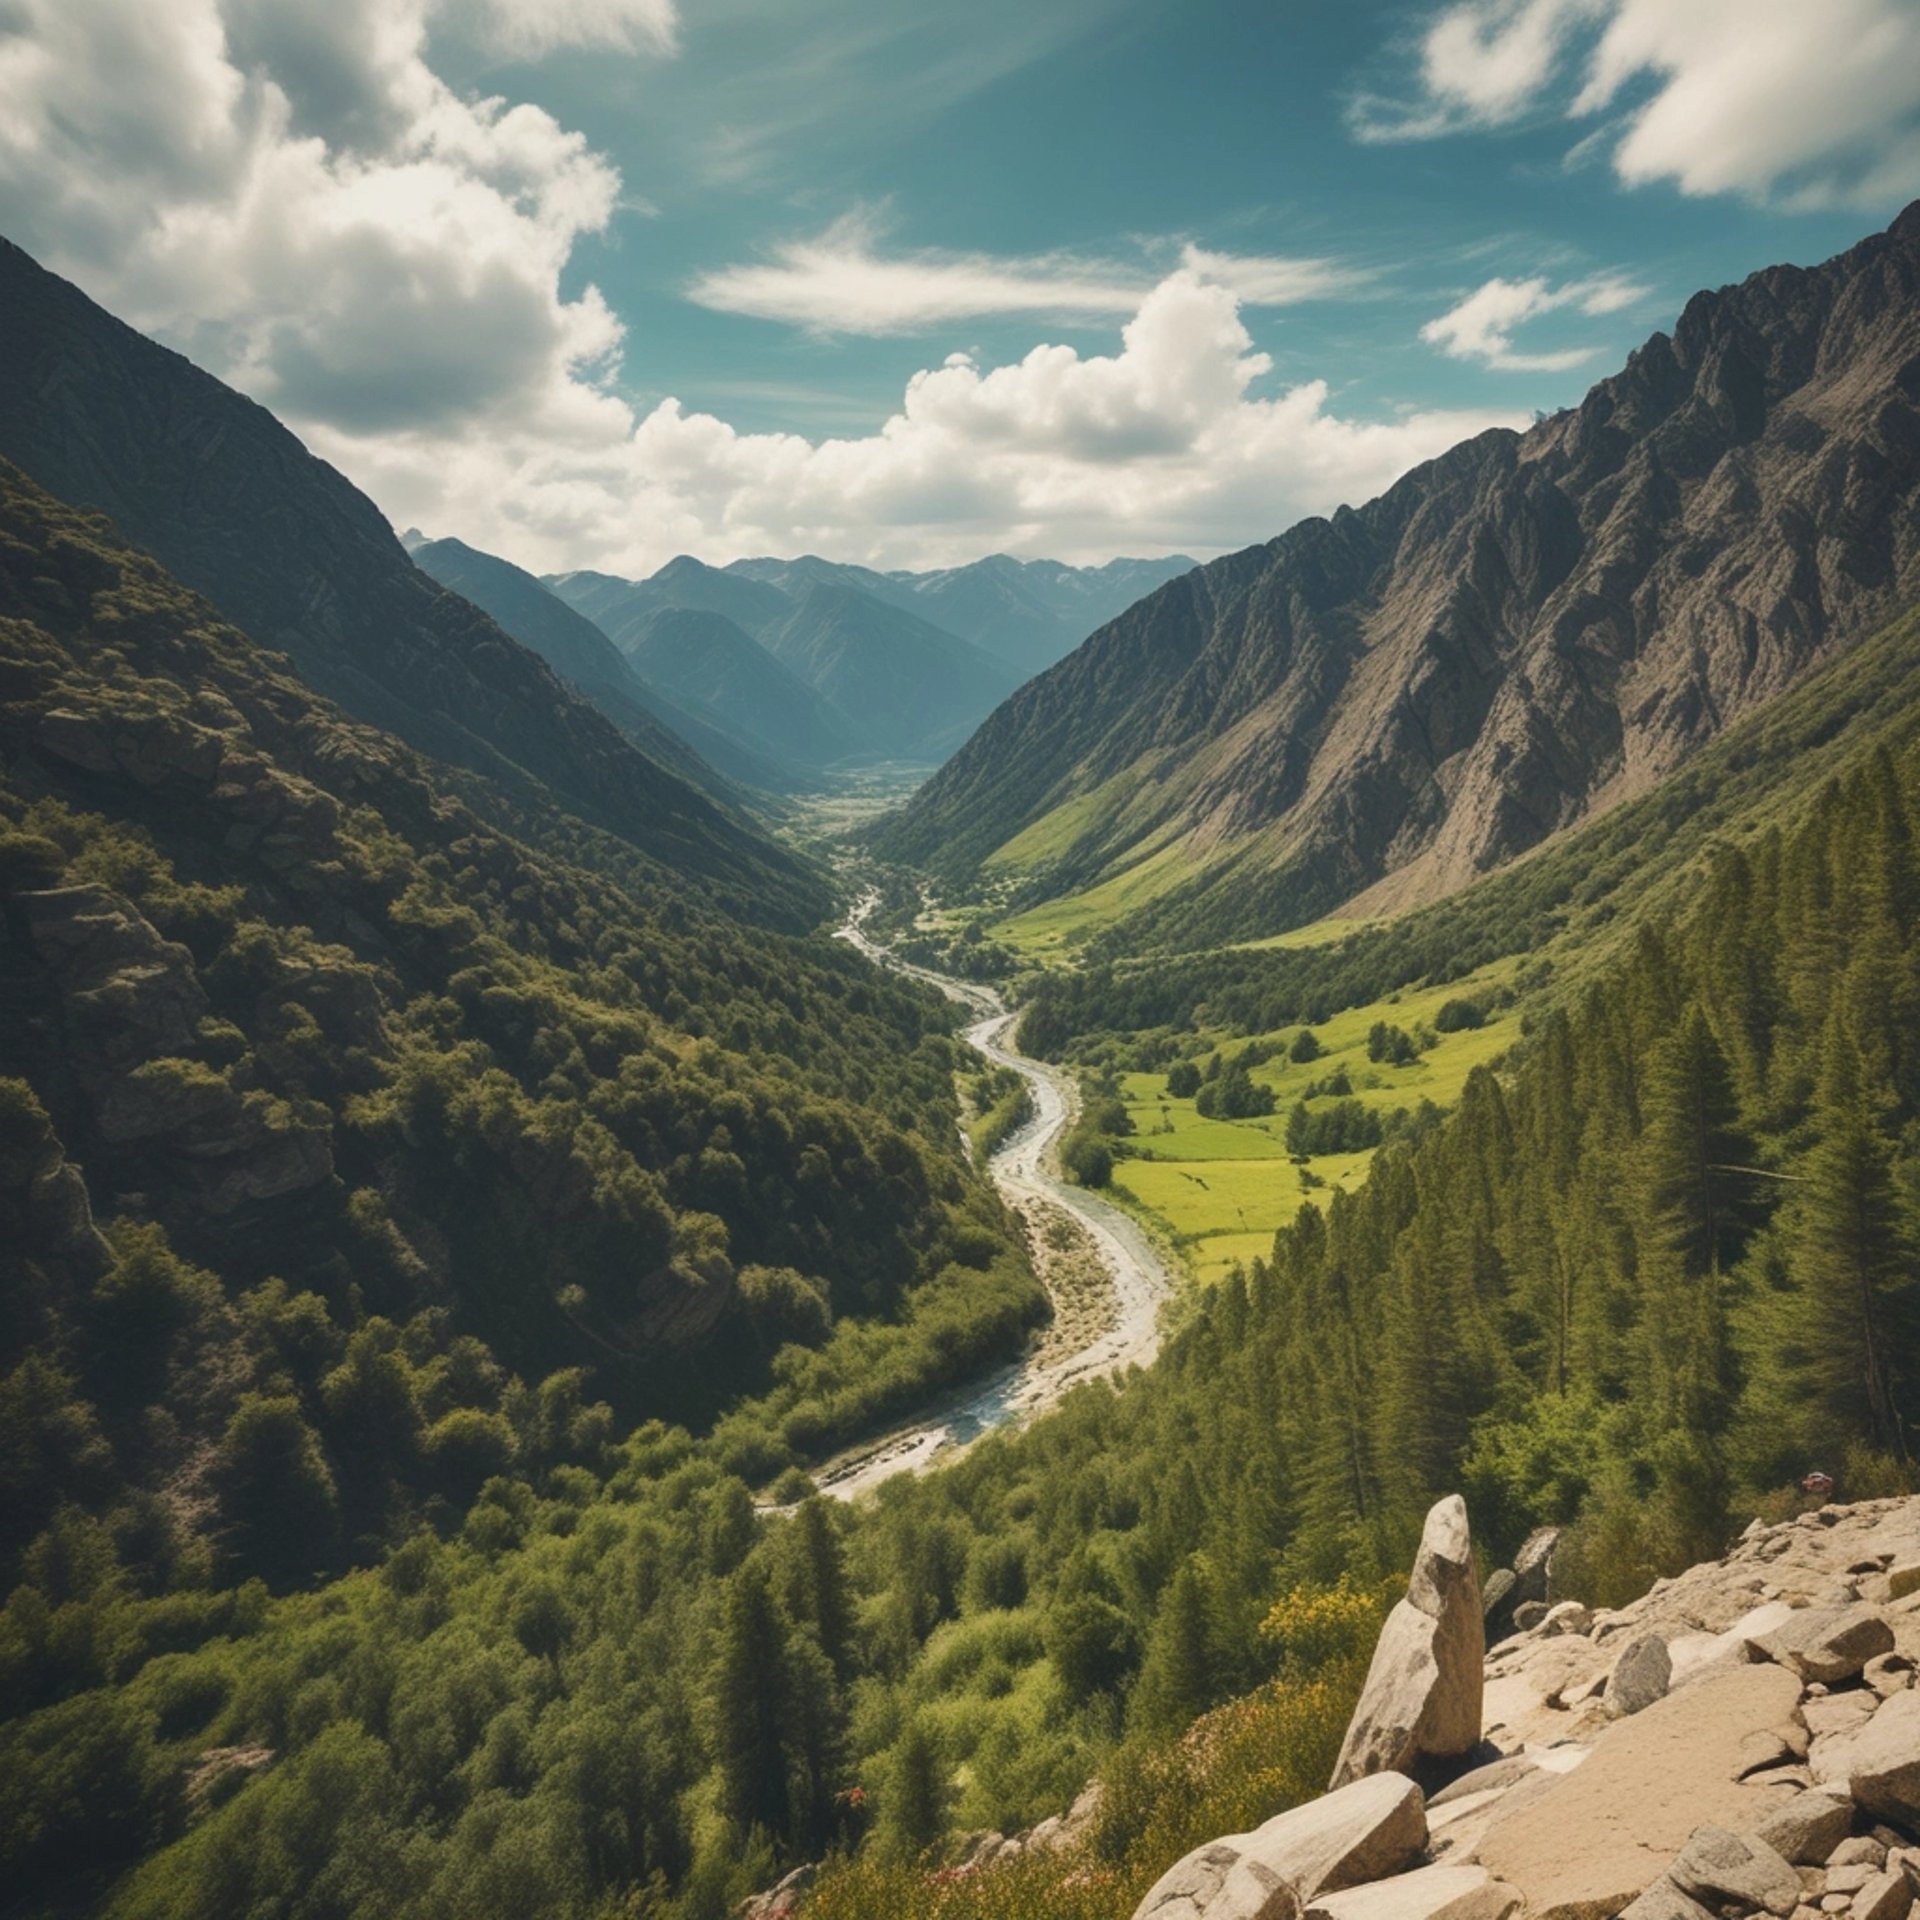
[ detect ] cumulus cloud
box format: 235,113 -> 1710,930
311,270 -> 1524,575
688,213 -> 1364,335
0,0 -> 642,439
1420,270 -> 1648,371
1352,0 -> 1920,207
0,0 -> 1519,577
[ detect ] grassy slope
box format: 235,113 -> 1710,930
1037,603 -> 1920,1277
1109,958 -> 1521,1281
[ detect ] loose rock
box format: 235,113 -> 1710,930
1811,1693 -> 1920,1829
1609,1634 -> 1674,1718
1306,1864 -> 1521,1920
1668,1825 -> 1804,1917
1133,1773 -> 1428,1920
1757,1606 -> 1897,1685
1750,1790 -> 1856,1866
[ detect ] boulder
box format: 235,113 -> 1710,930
1545,1603 -> 1593,1638
1609,1634 -> 1674,1718
1667,1825 -> 1803,1917
1865,1654 -> 1915,1699
1757,1606 -> 1896,1684
1809,1690 -> 1920,1826
1855,1871 -> 1915,1920
1751,1791 -> 1858,1865
1331,1497 -> 1483,1789
1514,1603 -> 1549,1632
1133,1774 -> 1427,1920
1472,1663 -> 1807,1920
1617,1882 -> 1718,1920
1306,1865 -> 1520,1920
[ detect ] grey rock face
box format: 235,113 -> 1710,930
1332,1497 -> 1484,1789
1749,1791 -> 1857,1866
1810,1691 -> 1920,1827
1757,1605 -> 1897,1684
1608,1633 -> 1674,1718
1668,1825 -> 1804,1918
878,207 -> 1920,950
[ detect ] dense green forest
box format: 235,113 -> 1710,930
7,406 -> 1919,1918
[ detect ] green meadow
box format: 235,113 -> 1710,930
1100,956 -> 1523,1283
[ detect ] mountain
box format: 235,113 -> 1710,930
730,551 -> 1197,676
551,559 -> 1022,763
764,582 -> 1021,761
549,556 -> 793,647
624,608 -> 864,773
873,204 -> 1920,949
408,536 -> 797,795
0,235 -> 820,929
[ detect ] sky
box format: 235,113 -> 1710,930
2,0 -> 1918,577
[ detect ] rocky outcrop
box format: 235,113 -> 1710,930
877,204 -> 1920,949
1331,1496 -> 1485,1788
1134,1773 -> 1428,1920
1136,1496 -> 1920,1920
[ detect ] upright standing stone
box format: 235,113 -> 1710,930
1331,1496 -> 1485,1789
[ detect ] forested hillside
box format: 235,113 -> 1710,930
0,454 -> 1051,1908
9,434 -> 1919,1917
0,239 -> 818,931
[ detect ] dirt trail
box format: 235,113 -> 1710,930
817,898 -> 1177,1499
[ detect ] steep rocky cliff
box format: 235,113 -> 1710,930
876,205 -> 1920,949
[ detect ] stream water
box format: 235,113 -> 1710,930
816,898 -> 1178,1498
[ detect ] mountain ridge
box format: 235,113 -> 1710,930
873,203 -> 1920,949
0,236 -> 822,929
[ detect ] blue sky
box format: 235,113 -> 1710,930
2,0 -> 1918,573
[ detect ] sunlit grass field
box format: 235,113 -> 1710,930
1099,955 -> 1524,1282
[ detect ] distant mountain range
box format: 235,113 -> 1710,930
0,236 -> 821,930
874,203 -> 1920,950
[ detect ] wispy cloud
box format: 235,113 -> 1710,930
1349,0 -> 1920,208
1420,270 -> 1649,371
688,213 -> 1367,335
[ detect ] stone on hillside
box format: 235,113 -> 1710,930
1751,1791 -> 1857,1865
1888,1565 -> 1920,1603
1810,1691 -> 1920,1827
1833,1841 -> 1892,1871
1617,1882 -> 1718,1920
1758,1606 -> 1896,1684
1306,1864 -> 1520,1920
1545,1602 -> 1593,1638
1609,1634 -> 1674,1718
1865,1654 -> 1915,1699
1856,1872 -> 1916,1920
1132,1774 -> 1427,1920
1332,1498 -> 1483,1789
1514,1603 -> 1548,1631
1472,1663 -> 1807,1920
1668,1825 -> 1804,1917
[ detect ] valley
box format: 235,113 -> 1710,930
816,897 -> 1178,1496
4,175 -> 1920,1920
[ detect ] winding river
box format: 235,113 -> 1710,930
818,897 -> 1177,1499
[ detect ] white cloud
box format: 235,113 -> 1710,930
1352,0 -> 1920,207
0,0 -> 1520,578
0,0 -> 651,438
688,213 -> 1364,335
460,0 -> 678,61
1420,270 -> 1649,371
312,270 -> 1524,575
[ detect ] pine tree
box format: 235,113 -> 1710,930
1779,1024 -> 1915,1460
1131,1558 -> 1215,1737
711,1564 -> 793,1843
